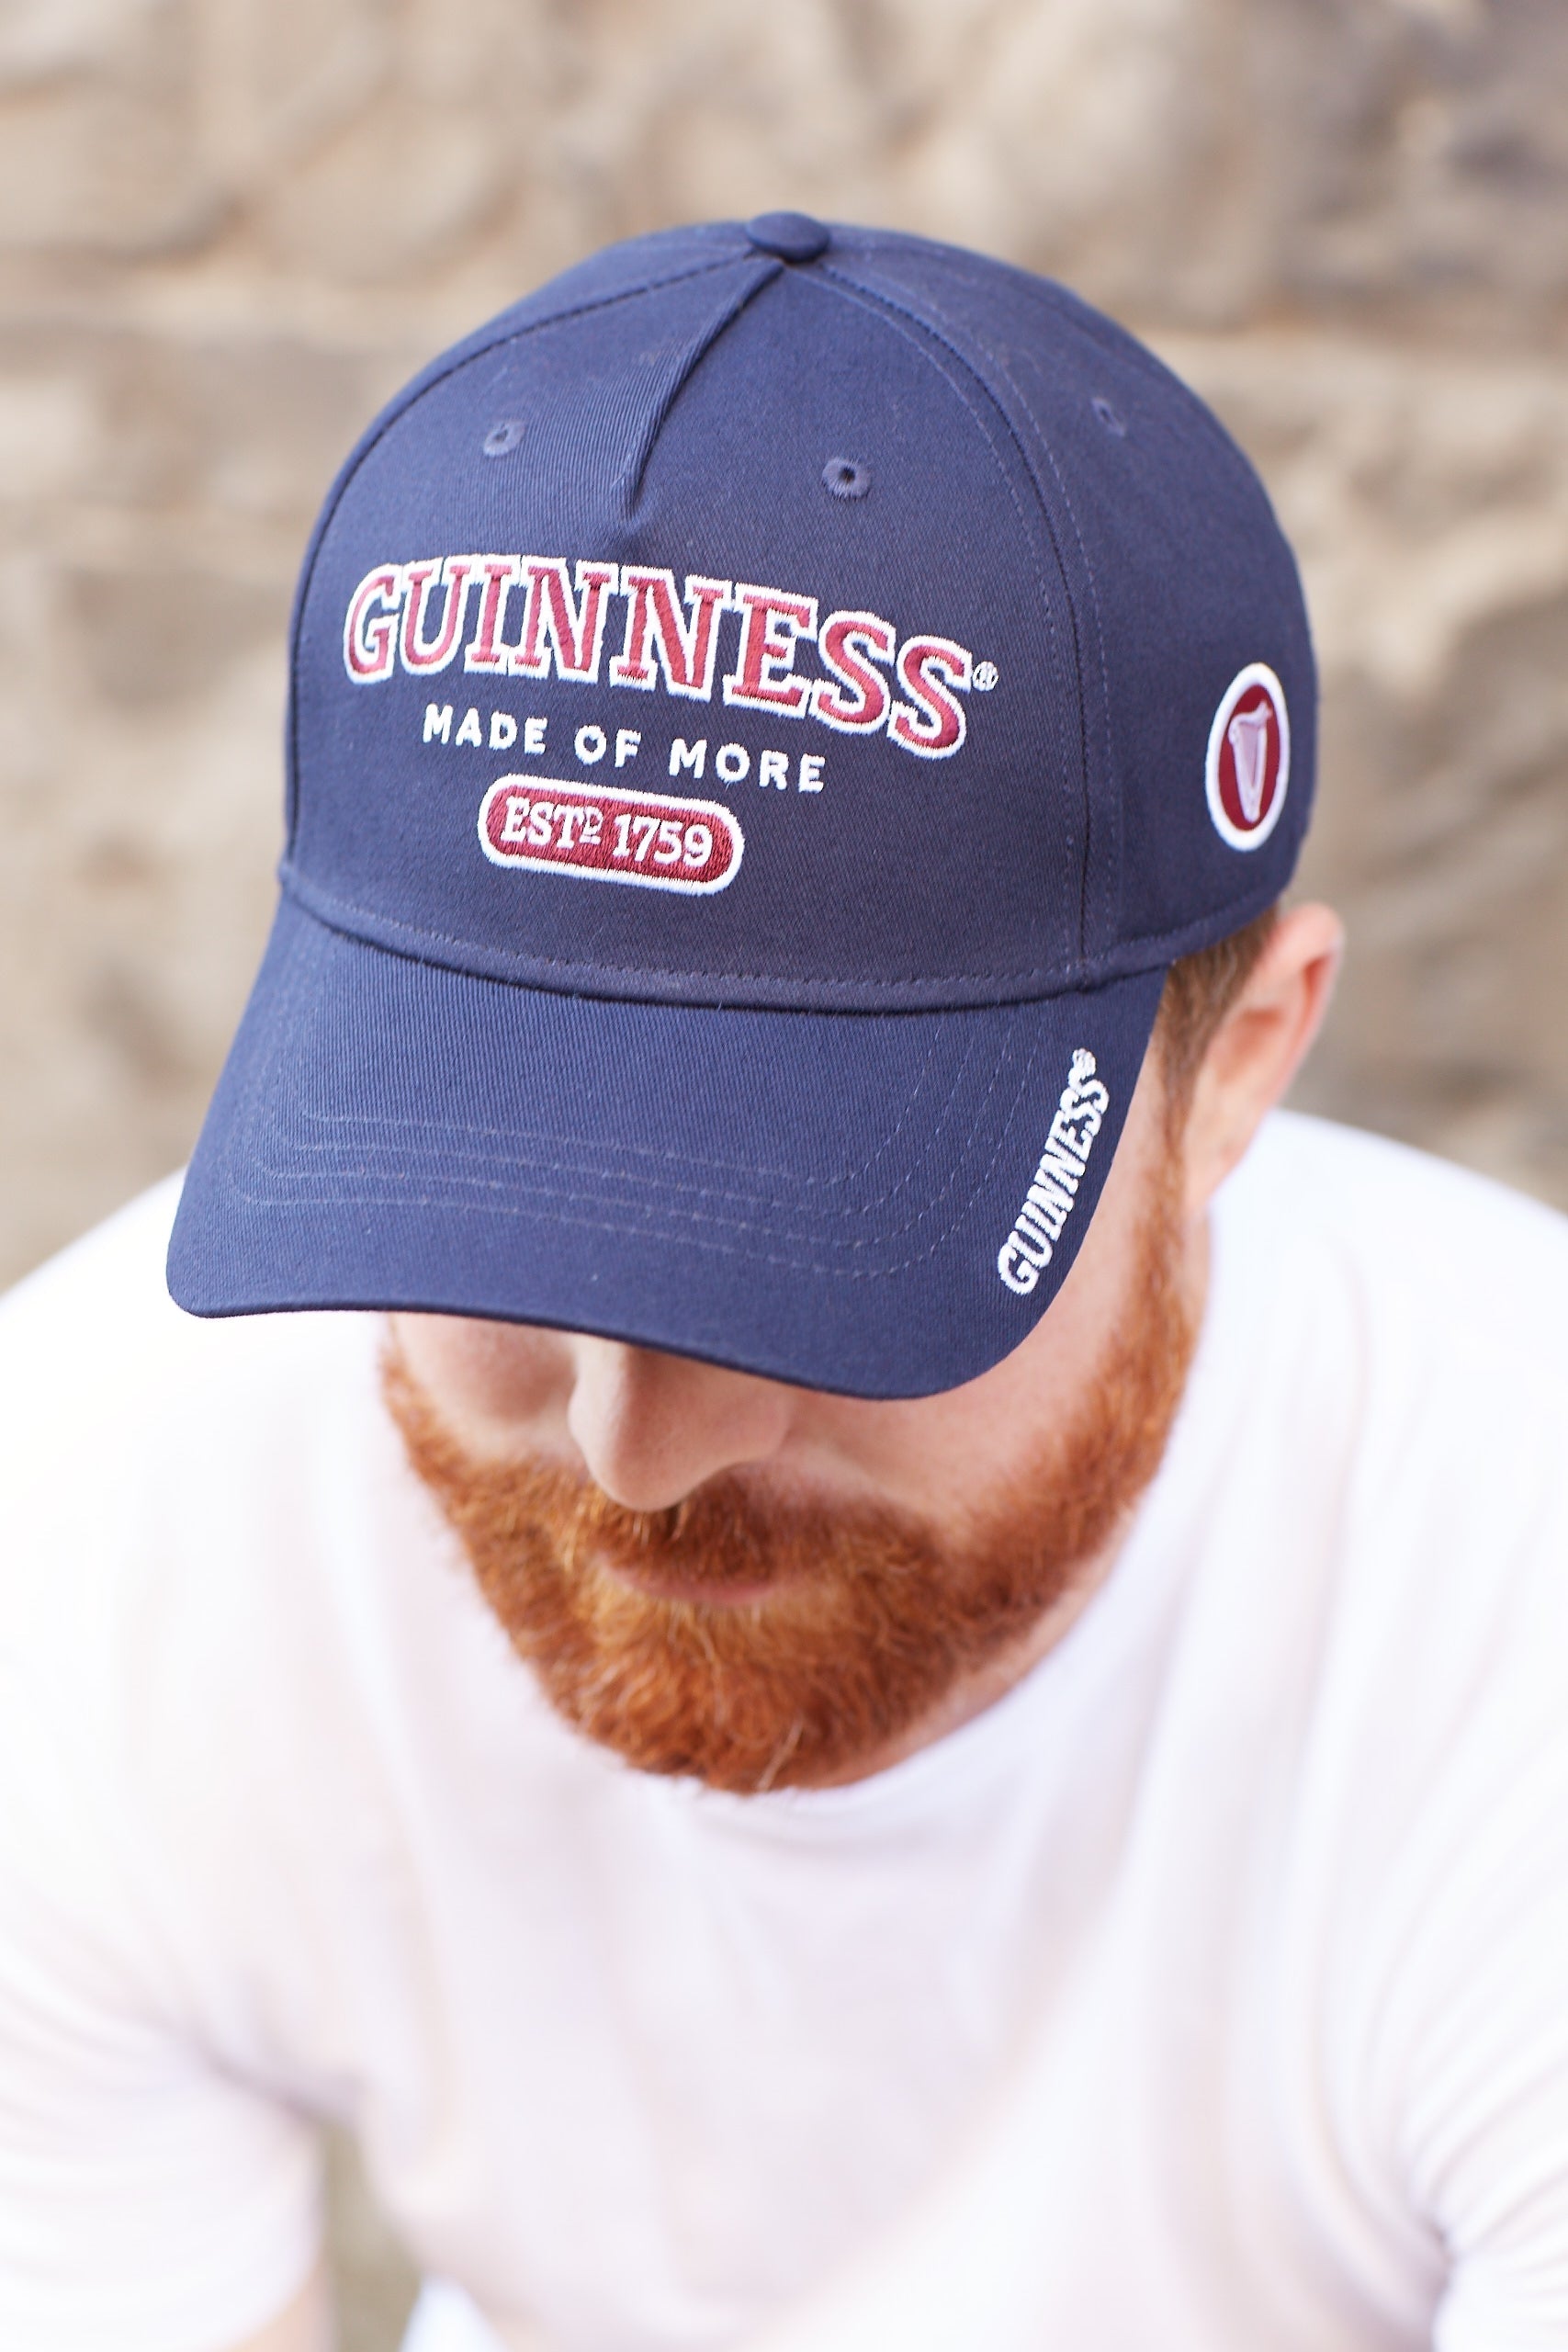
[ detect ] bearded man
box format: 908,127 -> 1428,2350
4,218 -> 1568,2352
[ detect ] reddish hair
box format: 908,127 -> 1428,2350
1154,904 -> 1280,1129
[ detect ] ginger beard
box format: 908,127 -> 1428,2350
385,1156 -> 1197,1796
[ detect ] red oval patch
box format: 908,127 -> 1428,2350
1204,663 -> 1290,852
478,775 -> 743,895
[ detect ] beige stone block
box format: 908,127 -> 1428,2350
257,93 -> 507,281
0,370 -> 99,498
0,577 -> 284,1277
0,0 -> 209,254
0,0 -> 175,85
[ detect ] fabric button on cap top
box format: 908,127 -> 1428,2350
745,210 -> 830,262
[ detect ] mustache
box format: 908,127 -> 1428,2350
387,1378 -> 943,1603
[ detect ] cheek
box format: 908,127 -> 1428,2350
389,1314 -> 573,1447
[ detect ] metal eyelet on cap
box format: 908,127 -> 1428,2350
483,419 -> 525,458
823,456 -> 871,501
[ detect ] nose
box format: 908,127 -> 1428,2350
565,1337 -> 797,1511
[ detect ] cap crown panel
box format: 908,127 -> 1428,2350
288,256 -> 1089,1011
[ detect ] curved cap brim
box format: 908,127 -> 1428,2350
167,898 -> 1165,1399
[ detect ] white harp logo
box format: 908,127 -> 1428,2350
1227,701 -> 1272,825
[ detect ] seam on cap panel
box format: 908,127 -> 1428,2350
1092,872 -> 1292,970
809,266 -> 1058,600
976,343 -> 1117,959
284,251 -> 761,854
932,253 -> 1274,518
1000,272 -> 1312,948
828,267 -> 1110,965
817,260 -> 1095,970
812,263 -> 1066,663
809,268 -> 1062,662
621,260 -> 783,511
898,306 -> 1113,957
276,865 -> 1095,1001
279,859 -> 1269,997
1031,277 -> 1288,515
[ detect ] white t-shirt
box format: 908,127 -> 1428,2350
3,1113 -> 1568,2352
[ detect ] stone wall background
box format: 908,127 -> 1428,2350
2,0 -> 1565,2336
3,0 -> 1567,1284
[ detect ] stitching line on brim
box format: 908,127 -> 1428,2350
222,923 -> 1079,1280
255,910 -> 1061,1209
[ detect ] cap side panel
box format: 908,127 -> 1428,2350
829,234 -> 1316,960
976,345 -> 1119,962
817,261 -> 1097,975
825,228 -> 1277,514
967,277 -> 1315,956
818,258 -> 1128,969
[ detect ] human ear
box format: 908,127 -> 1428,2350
1179,902 -> 1345,1218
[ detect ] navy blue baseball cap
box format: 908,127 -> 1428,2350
167,214 -> 1315,1397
